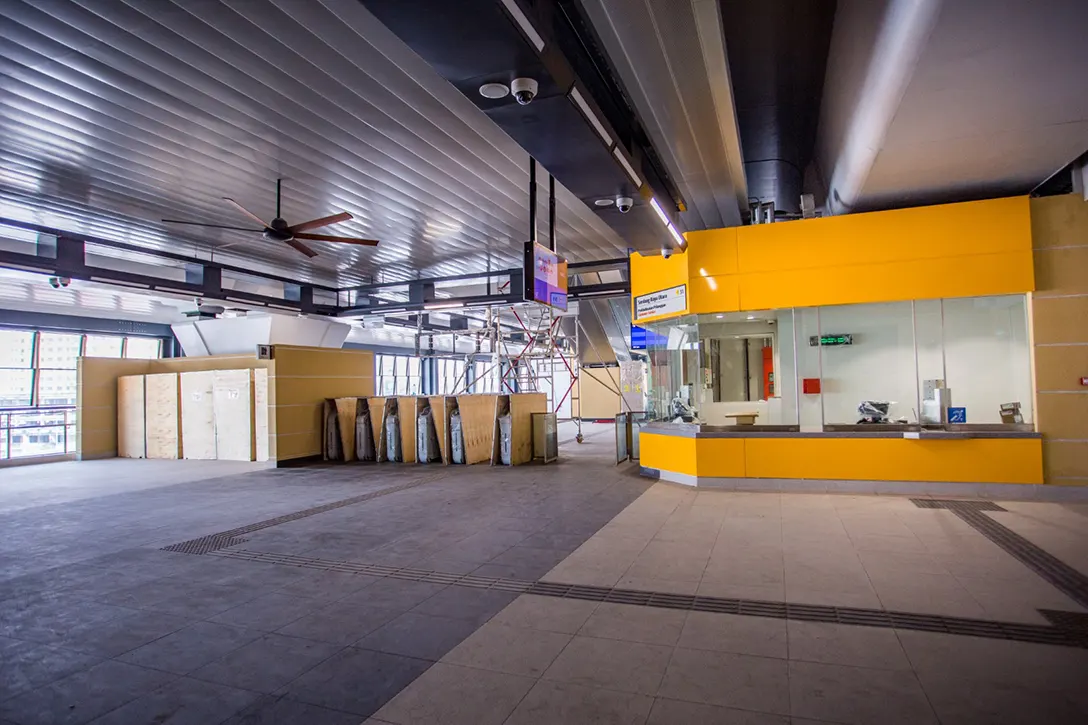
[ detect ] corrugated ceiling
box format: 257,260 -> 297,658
0,0 -> 627,288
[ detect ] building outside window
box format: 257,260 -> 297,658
0,328 -> 164,460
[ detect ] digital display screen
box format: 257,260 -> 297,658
630,325 -> 669,350
524,242 -> 568,311
809,334 -> 853,347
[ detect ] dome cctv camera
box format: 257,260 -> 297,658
661,248 -> 672,259
616,196 -> 633,213
48,276 -> 71,289
510,77 -> 538,105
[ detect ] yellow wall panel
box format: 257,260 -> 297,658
274,377 -> 374,406
743,437 -> 1042,484
149,355 -> 273,375
684,227 -> 738,277
274,346 -> 375,378
688,273 -> 741,313
630,250 -> 688,298
692,438 -> 746,477
640,433 -> 698,476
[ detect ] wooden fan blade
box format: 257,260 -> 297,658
161,219 -> 264,233
285,238 -> 318,258
223,198 -> 269,228
294,232 -> 379,246
288,211 -> 353,234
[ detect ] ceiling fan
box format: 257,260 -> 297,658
162,179 -> 379,258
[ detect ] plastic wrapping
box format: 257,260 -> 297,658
355,407 -> 374,462
498,414 -> 512,466
325,404 -> 341,460
449,411 -> 464,464
385,412 -> 401,462
416,408 -> 441,463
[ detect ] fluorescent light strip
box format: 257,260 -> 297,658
649,197 -> 671,225
666,223 -> 687,248
613,147 -> 643,188
569,87 -> 613,147
423,301 -> 465,310
500,0 -> 545,51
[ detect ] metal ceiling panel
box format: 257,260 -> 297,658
0,0 -> 626,287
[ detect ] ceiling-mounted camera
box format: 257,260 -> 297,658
48,276 -> 71,289
616,196 -> 633,213
661,248 -> 672,259
510,77 -> 538,105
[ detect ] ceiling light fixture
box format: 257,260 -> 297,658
423,301 -> 465,310
666,223 -> 686,248
594,199 -> 615,207
500,0 -> 545,51
613,147 -> 643,188
649,198 -> 670,225
569,87 -> 613,147
479,83 -> 510,99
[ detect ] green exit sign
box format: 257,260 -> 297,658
809,334 -> 853,347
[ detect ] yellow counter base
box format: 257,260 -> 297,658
640,433 -> 1044,486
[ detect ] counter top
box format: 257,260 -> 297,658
641,422 -> 1041,440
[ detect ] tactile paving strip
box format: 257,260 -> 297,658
911,498 -> 1088,609
209,548 -> 1088,649
162,475 -> 441,555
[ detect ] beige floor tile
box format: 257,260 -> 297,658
615,575 -> 700,595
541,635 -> 672,695
788,660 -> 936,725
646,697 -> 789,725
489,595 -> 599,634
784,583 -> 882,610
696,580 -> 785,602
443,621 -> 571,677
872,582 -> 987,619
787,620 -> 911,671
374,662 -> 534,725
540,561 -> 627,587
915,670 -> 1088,725
504,679 -> 653,725
848,533 -> 928,554
677,611 -> 787,659
578,602 -> 687,646
856,549 -> 947,576
657,647 -> 789,715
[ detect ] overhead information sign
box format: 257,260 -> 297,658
634,284 -> 687,321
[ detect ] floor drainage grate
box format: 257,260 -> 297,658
161,476 -> 441,555
911,499 -> 1088,609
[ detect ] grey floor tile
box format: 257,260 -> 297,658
410,587 -> 517,625
647,698 -> 790,725
0,659 -> 174,725
208,591 -> 321,631
444,621 -> 571,677
474,546 -> 569,580
678,612 -> 788,659
374,662 -> 534,725
356,612 -> 481,661
275,571 -> 381,601
343,580 -> 448,611
542,635 -> 672,696
222,695 -> 362,725
916,670 -> 1088,725
0,640 -> 102,702
277,602 -> 402,645
278,647 -> 432,717
579,602 -> 687,647
0,600 -> 135,646
190,633 -> 341,693
787,621 -> 911,671
505,679 -> 653,725
788,660 -> 937,725
87,676 -> 261,725
658,647 -> 790,715
117,621 -> 264,675
58,610 -> 192,658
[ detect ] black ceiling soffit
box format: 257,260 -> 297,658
720,0 -> 836,215
360,0 -> 684,252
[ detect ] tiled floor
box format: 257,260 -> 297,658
3,434 -> 1088,724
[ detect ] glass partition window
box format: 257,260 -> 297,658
85,335 -> 123,358
640,294 -> 1032,429
124,337 -> 162,359
375,354 -> 423,396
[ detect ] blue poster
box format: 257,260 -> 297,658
948,407 -> 966,423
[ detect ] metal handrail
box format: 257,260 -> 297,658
1,405 -> 76,460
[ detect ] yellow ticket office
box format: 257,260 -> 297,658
633,195 -> 1048,495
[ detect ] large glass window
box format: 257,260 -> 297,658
0,327 -> 163,460
642,294 -> 1033,430
375,354 -> 423,396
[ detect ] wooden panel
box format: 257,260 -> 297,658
335,398 -> 360,461
397,397 -> 417,463
79,357 -> 151,459
368,397 -> 388,461
144,373 -> 180,459
1034,344 -> 1088,392
456,394 -> 498,465
253,369 -> 270,462
1035,392 -> 1088,441
1033,296 -> 1088,345
180,371 -> 216,460
576,368 -> 621,419
509,393 -> 547,465
428,396 -> 448,464
150,355 -> 273,374
1030,194 -> 1088,250
273,346 -> 376,378
1033,246 -> 1088,297
213,370 -> 253,461
1043,441 -> 1088,480
116,375 -> 146,459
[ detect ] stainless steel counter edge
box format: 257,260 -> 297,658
641,424 -> 1041,440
